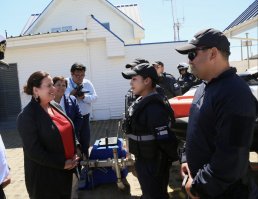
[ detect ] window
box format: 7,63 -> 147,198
51,26 -> 73,33
62,26 -> 72,31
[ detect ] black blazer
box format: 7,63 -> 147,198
17,98 -> 78,198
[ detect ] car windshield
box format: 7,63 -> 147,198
239,73 -> 258,86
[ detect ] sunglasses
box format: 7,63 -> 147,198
188,47 -> 211,61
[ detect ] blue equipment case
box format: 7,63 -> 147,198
79,137 -> 128,189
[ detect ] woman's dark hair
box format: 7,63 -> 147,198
23,71 -> 49,95
53,76 -> 68,87
142,75 -> 157,88
70,63 -> 86,73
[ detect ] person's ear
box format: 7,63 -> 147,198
33,87 -> 39,97
143,77 -> 151,85
210,47 -> 218,61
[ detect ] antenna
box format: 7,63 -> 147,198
164,0 -> 184,41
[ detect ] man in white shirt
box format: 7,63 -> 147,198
0,135 -> 10,199
66,63 -> 97,158
0,35 -> 11,199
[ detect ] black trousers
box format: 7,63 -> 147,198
135,157 -> 171,199
80,114 -> 90,155
0,186 -> 6,199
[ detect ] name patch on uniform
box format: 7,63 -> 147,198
174,83 -> 179,88
155,126 -> 169,140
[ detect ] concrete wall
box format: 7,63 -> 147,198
230,59 -> 258,73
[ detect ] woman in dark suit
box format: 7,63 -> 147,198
17,71 -> 80,199
53,76 -> 82,139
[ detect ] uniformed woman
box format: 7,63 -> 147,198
122,63 -> 178,199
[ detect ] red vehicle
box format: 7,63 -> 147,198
168,86 -> 195,139
169,95 -> 193,118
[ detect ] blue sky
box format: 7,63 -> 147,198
1,0 -> 257,61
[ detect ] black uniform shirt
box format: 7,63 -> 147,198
178,72 -> 197,94
186,67 -> 258,197
158,72 -> 181,99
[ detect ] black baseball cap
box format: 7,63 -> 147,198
176,28 -> 230,54
122,63 -> 158,82
153,61 -> 164,66
125,58 -> 149,68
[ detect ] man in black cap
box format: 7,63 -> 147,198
176,28 -> 258,198
122,63 -> 178,199
153,61 -> 181,99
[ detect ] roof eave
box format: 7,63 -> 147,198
224,16 -> 258,38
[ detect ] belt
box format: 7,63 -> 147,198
127,134 -> 155,141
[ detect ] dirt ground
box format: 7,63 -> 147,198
78,161 -> 187,199
2,121 -> 258,199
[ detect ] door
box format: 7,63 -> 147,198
0,63 -> 21,122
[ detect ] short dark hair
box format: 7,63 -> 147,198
70,63 -> 86,73
154,61 -> 164,67
219,49 -> 231,60
23,71 -> 49,95
53,76 -> 68,87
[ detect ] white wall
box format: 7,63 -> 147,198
7,41 -> 90,112
88,41 -> 188,120
230,59 -> 258,73
6,36 -> 187,120
125,42 -> 188,79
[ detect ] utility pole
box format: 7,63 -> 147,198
240,40 -> 243,61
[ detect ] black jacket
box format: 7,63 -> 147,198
127,93 -> 178,161
17,98 -> 79,198
158,72 -> 181,99
185,68 -> 258,198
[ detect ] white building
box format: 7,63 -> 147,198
3,0 -> 187,121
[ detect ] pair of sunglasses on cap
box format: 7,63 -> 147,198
188,47 -> 211,61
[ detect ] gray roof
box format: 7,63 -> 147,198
224,0 -> 258,31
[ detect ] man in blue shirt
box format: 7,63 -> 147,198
66,63 -> 97,158
176,28 -> 258,199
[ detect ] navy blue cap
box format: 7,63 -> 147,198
176,28 -> 230,54
122,63 -> 158,82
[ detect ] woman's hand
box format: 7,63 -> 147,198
64,154 -> 80,170
76,146 -> 82,159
